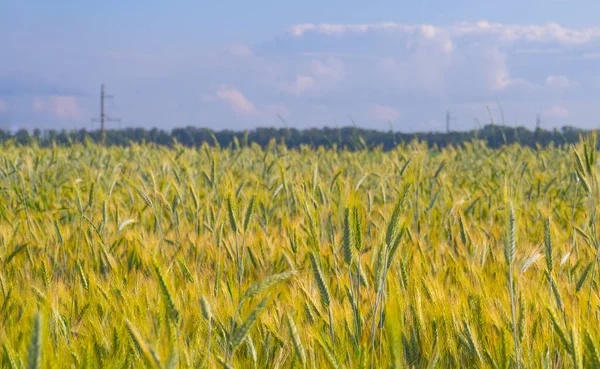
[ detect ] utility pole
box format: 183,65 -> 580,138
534,113 -> 542,143
91,84 -> 120,145
446,110 -> 456,133
444,111 -> 457,147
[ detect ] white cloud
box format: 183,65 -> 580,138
33,96 -> 84,120
289,23 -> 388,37
452,21 -> 600,45
283,57 -> 346,95
214,85 -> 288,120
546,75 -> 578,91
216,86 -> 258,116
375,41 -> 525,95
269,20 -> 596,105
454,44 -> 517,91
83,20 -> 600,130
543,105 -> 569,118
289,24 -> 316,37
288,23 -> 435,37
292,75 -> 315,94
448,21 -> 594,44
198,19 -> 600,129
283,24 -> 548,100
373,36 -> 455,93
287,21 -> 600,46
0,99 -> 6,113
410,25 -> 455,53
309,57 -> 345,82
366,104 -> 400,121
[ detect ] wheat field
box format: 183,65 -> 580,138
1,136 -> 600,368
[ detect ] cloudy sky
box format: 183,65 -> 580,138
1,0 -> 600,132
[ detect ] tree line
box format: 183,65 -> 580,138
3,124 -> 596,150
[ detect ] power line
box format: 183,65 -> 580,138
91,84 -> 120,145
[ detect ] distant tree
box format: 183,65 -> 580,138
1,124 -> 596,151
15,129 -> 31,146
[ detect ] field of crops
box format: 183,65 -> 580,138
2,136 -> 600,368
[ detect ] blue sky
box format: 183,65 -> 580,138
1,0 -> 600,132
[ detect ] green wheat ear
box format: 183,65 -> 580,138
125,319 -> 162,369
458,211 -> 469,246
505,204 -> 516,265
230,297 -> 269,353
544,216 -> 553,273
152,261 -> 180,323
286,313 -> 306,365
226,193 -> 238,233
316,337 -> 340,369
240,270 -> 296,303
309,252 -> 331,308
243,195 -> 255,233
585,331 -> 600,367
343,207 -> 354,266
27,312 -> 42,369
352,206 -> 362,252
